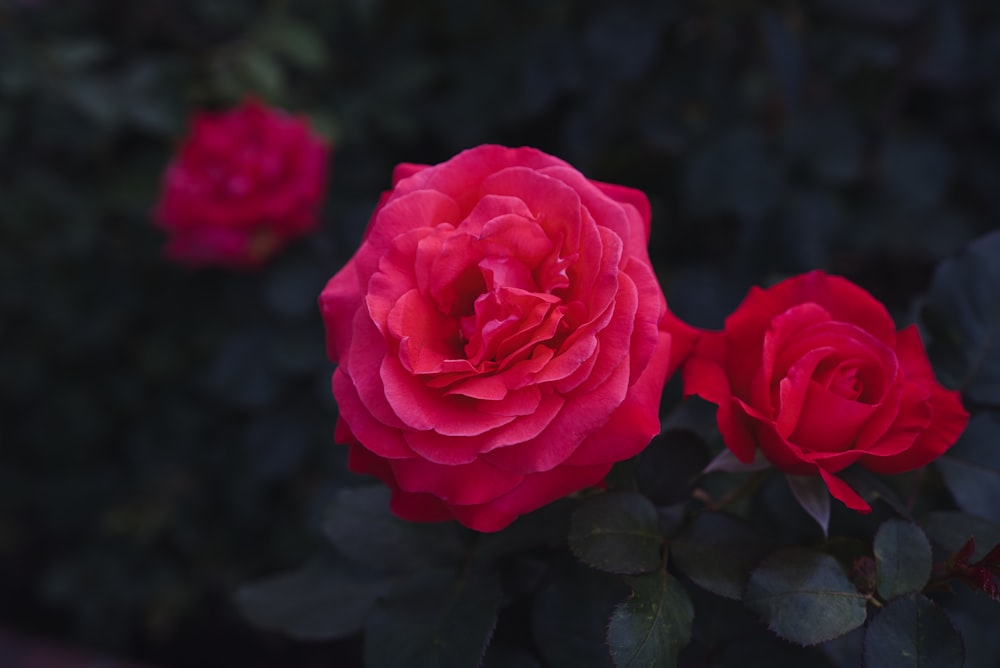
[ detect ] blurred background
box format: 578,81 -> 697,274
1,0 -> 998,666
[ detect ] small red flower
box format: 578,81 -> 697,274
154,98 -> 329,268
684,271 -> 969,511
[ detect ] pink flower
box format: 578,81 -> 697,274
320,145 -> 696,531
154,98 -> 328,268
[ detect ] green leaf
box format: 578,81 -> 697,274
862,594 -> 964,668
922,229 -> 1000,405
873,519 -> 933,600
322,486 -> 465,574
235,556 -> 388,640
671,511 -> 769,600
935,412 -> 1000,524
364,569 -> 501,668
744,548 -> 868,646
607,571 -> 694,668
569,491 -> 662,575
786,474 -> 831,536
531,558 -> 622,668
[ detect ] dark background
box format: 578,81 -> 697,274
1,0 -> 997,666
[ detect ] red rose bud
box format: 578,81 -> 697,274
319,145 -> 697,532
154,98 -> 329,269
683,270 -> 969,512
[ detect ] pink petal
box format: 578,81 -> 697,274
449,463 -> 610,532
484,357 -> 630,473
380,356 -> 517,435
390,456 -> 524,506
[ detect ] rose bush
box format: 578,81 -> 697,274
154,98 -> 328,268
319,144 -> 695,531
684,270 -> 969,510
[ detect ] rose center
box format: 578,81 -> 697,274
824,363 -> 862,401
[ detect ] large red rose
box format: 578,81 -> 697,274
684,270 -> 969,511
154,98 -> 328,268
319,145 -> 696,531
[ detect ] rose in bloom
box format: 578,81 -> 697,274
154,98 -> 328,268
320,145 -> 695,531
684,270 -> 969,510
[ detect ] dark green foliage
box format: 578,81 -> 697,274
923,230 -> 1000,404
873,520 -> 933,600
921,512 -> 1000,562
362,570 -> 502,668
863,594 -> 965,668
531,558 -> 623,668
671,511 -> 769,600
935,413 -> 1000,524
744,548 -> 868,646
569,491 -> 663,575
786,474 -> 832,536
606,572 -> 693,668
235,554 -> 388,640
322,486 -> 466,573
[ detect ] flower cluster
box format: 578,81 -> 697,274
317,144 -> 969,531
153,112 -> 969,530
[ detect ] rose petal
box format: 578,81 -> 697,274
346,444 -> 455,522
787,380 -> 879,452
402,392 -> 565,465
449,462 -> 610,532
359,189 -> 461,279
818,468 -> 871,512
590,179 -> 652,241
387,288 -> 463,373
380,356 -> 518,435
333,369 -> 415,459
861,382 -> 967,473
484,357 -> 630,473
684,334 -> 760,464
390,456 -> 524,506
775,348 -> 837,438
565,319 -> 672,467
541,165 -> 645,261
762,303 -> 833,403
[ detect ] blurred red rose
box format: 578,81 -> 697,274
319,145 -> 696,531
154,98 -> 328,268
684,270 -> 969,511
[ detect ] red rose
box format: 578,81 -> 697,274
319,145 -> 696,531
684,270 -> 969,510
154,98 -> 328,268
